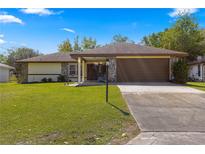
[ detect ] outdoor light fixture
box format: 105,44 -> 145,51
106,59 -> 110,103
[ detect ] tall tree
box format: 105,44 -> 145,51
112,34 -> 134,43
172,15 -> 204,60
142,32 -> 163,48
7,47 -> 40,67
142,14 -> 205,60
81,37 -> 97,50
0,54 -> 8,64
58,39 -> 73,52
7,47 -> 41,82
73,36 -> 81,51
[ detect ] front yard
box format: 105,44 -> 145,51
186,82 -> 205,91
0,83 -> 138,145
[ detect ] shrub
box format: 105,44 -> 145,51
57,75 -> 66,82
41,78 -> 48,82
48,78 -> 52,82
172,59 -> 188,83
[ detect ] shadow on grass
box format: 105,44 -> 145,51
108,102 -> 130,116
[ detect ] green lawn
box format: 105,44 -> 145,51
0,83 -> 138,145
186,82 -> 205,91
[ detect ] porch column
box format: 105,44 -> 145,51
200,64 -> 203,81
82,60 -> 85,82
78,57 -> 81,83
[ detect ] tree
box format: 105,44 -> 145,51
73,36 -> 81,51
172,60 -> 188,83
142,32 -> 163,48
172,15 -> 204,60
112,34 -> 134,43
58,39 -> 73,52
7,47 -> 40,67
81,37 -> 97,50
142,14 -> 205,60
201,29 -> 205,49
6,47 -> 41,83
0,54 -> 8,64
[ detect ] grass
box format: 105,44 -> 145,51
0,82 -> 138,145
186,82 -> 205,91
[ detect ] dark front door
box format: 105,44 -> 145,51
87,64 -> 106,80
87,64 -> 98,80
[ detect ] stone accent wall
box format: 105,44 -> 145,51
17,63 -> 28,83
108,58 -> 117,82
61,63 -> 69,81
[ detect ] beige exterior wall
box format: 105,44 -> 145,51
28,63 -> 61,82
28,63 -> 61,74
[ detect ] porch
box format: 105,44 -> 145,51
77,57 -> 109,83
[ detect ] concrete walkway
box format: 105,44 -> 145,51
127,132 -> 205,145
118,82 -> 205,145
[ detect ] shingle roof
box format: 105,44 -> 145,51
70,43 -> 188,58
17,52 -> 76,63
17,43 -> 188,63
0,63 -> 15,69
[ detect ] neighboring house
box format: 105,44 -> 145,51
188,56 -> 205,81
17,43 -> 187,83
0,63 -> 15,82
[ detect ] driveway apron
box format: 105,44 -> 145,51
118,82 -> 205,144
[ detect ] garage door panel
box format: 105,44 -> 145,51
117,59 -> 169,82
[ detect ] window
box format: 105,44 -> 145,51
69,64 -> 76,76
198,64 -> 201,76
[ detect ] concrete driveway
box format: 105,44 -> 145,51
118,82 -> 205,144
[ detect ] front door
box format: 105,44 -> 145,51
87,64 -> 98,80
87,64 -> 106,80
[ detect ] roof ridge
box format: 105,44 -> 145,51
17,52 -> 75,63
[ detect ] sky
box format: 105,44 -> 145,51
0,8 -> 205,54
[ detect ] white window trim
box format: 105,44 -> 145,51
68,63 -> 77,77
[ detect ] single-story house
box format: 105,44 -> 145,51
0,63 -> 15,82
188,56 -> 205,81
17,43 -> 187,83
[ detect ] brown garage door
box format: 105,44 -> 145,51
117,58 -> 169,82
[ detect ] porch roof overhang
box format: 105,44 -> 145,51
80,57 -> 107,62
188,60 -> 205,65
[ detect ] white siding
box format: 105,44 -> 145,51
189,64 -> 203,81
28,63 -> 61,82
67,63 -> 78,82
68,63 -> 78,78
0,67 -> 10,82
